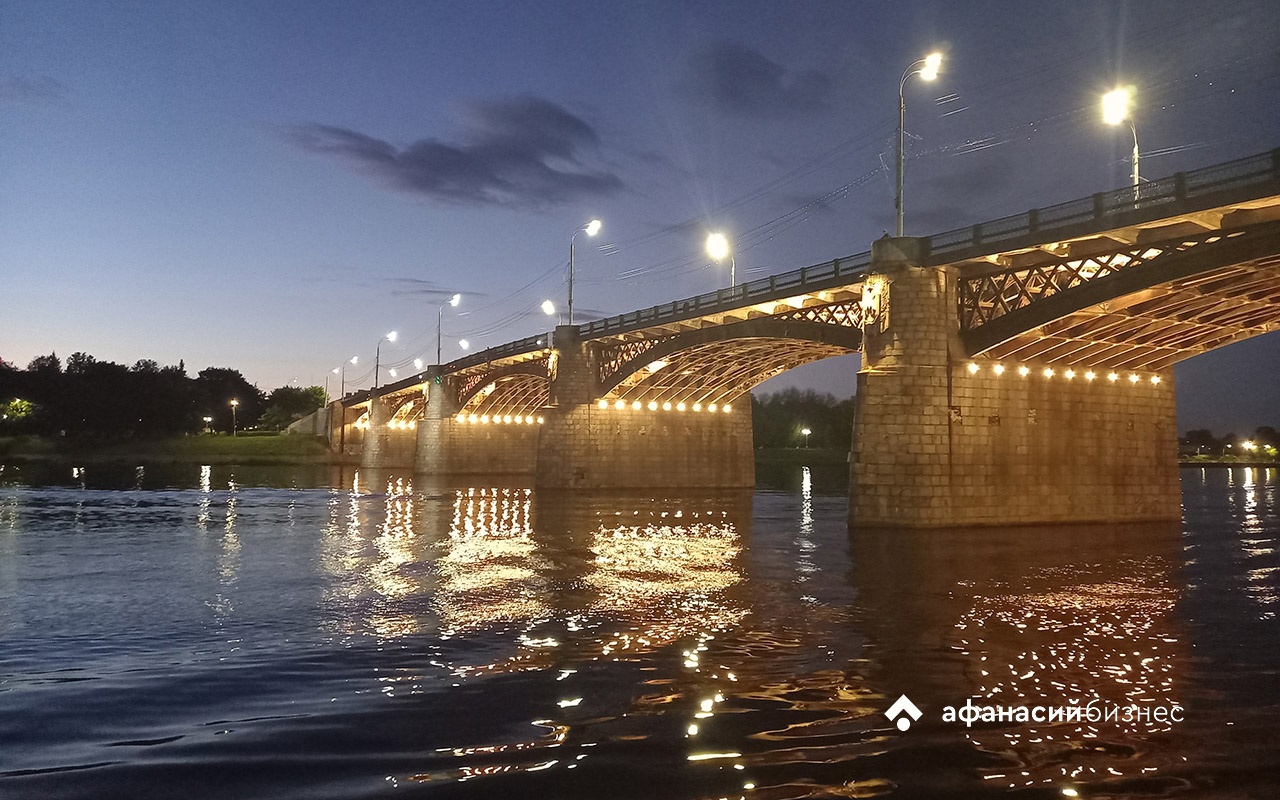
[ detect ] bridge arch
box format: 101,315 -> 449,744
597,318 -> 861,407
963,222 -> 1280,369
454,362 -> 550,418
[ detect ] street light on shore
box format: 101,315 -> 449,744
568,219 -> 602,326
705,232 -> 735,287
896,51 -> 942,237
374,331 -> 397,389
230,399 -> 239,436
1102,86 -> 1140,191
437,293 -> 461,366
801,427 -> 812,449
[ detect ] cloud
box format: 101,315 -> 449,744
386,278 -> 477,301
287,97 -> 623,209
0,75 -> 68,104
681,42 -> 831,117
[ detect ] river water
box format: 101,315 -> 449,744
0,462 -> 1277,799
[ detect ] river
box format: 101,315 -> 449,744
1,462 -> 1277,799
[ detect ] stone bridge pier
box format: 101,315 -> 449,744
535,326 -> 754,490
849,237 -> 1180,528
414,370 -> 538,477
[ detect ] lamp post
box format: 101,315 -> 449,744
705,232 -> 735,288
1102,87 -> 1140,192
801,427 -> 812,449
568,219 -> 602,326
337,356 -> 357,399
202,415 -> 212,434
230,399 -> 239,436
437,293 -> 461,366
541,299 -> 562,324
896,52 -> 942,237
374,331 -> 397,389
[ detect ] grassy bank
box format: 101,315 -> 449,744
0,434 -> 342,465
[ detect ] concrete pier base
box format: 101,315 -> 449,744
535,404 -> 755,490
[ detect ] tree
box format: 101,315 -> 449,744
258,385 -> 327,431
195,367 -> 265,433
27,353 -> 61,373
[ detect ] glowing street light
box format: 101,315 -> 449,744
437,293 -> 461,366
896,51 -> 943,236
335,356 -> 357,399
568,219 -> 602,326
230,398 -> 239,436
801,427 -> 812,449
541,298 -> 562,324
202,415 -> 212,433
705,232 -> 735,287
1102,86 -> 1140,191
374,331 -> 397,389
459,338 -> 471,351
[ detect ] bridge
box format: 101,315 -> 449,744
329,148 -> 1280,528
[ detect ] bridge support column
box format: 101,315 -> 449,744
359,397 -> 393,469
849,237 -> 1180,528
414,370 -> 538,476
536,325 -> 754,489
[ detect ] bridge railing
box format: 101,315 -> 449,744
927,148 -> 1280,259
441,333 -> 549,373
579,249 -> 874,338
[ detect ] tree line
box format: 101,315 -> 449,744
0,352 -> 325,438
752,388 -> 854,449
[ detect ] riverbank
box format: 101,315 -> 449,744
0,435 -> 349,466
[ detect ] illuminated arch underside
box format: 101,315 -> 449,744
460,373 -> 550,418
976,254 -> 1280,370
605,338 -> 856,407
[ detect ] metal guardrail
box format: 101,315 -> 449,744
441,334 -> 549,373
926,148 -> 1280,259
357,147 -> 1280,396
577,249 -> 875,338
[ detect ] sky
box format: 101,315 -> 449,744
2,0 -> 1278,435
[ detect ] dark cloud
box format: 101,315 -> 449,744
385,278 -> 476,302
682,42 -> 831,117
287,97 -> 623,209
0,75 -> 67,103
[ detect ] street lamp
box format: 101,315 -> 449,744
202,415 -> 212,433
336,356 -> 357,398
568,219 -> 602,326
896,51 -> 942,237
801,427 -> 812,449
1102,86 -> 1140,192
705,232 -> 735,287
230,399 -> 239,436
541,299 -> 562,324
437,293 -> 461,366
458,338 -> 471,351
374,331 -> 397,389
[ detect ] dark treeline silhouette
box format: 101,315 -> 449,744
752,388 -> 854,449
0,352 -> 324,438
1181,426 -> 1280,457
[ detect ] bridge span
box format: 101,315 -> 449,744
329,148 -> 1280,528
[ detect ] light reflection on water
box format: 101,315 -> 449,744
0,463 -> 1276,798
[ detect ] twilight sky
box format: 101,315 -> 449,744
3,0 -> 1278,434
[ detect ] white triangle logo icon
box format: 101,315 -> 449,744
886,694 -> 922,731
